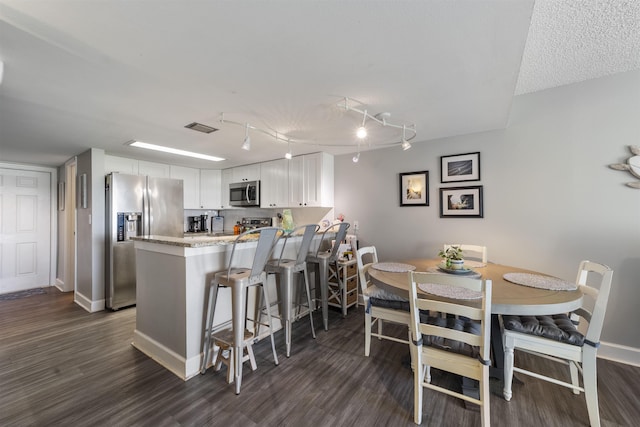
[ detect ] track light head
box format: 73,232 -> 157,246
352,152 -> 360,163
241,135 -> 251,151
356,126 -> 367,139
401,139 -> 412,151
241,124 -> 251,151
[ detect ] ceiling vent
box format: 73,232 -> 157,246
185,122 -> 218,134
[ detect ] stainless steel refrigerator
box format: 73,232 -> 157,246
105,173 -> 184,310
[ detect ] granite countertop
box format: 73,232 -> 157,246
131,234 -> 240,248
131,229 -> 334,249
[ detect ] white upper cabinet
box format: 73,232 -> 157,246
230,164 -> 261,183
289,152 -> 334,207
199,169 -> 222,209
170,165 -> 200,209
260,159 -> 289,208
220,168 -> 236,209
105,155 -> 138,175
138,160 -> 171,178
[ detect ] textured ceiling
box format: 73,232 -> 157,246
516,0 -> 640,94
0,0 -> 638,169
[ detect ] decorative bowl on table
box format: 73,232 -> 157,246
437,262 -> 475,275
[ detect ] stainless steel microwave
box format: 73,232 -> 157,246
229,180 -> 260,207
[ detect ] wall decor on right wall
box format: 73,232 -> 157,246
609,145 -> 640,189
439,186 -> 483,218
440,152 -> 480,183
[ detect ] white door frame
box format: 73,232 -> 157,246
63,158 -> 77,293
0,162 -> 57,288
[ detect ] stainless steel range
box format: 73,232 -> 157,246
241,217 -> 272,230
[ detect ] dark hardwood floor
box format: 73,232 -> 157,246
1,288 -> 638,426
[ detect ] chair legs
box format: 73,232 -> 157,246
271,266 -> 316,358
503,344 -> 514,401
202,280 -> 278,395
583,347 -> 601,427
201,282 -> 220,374
364,312 -> 372,357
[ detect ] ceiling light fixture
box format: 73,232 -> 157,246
401,125 -> 412,150
217,98 -> 416,162
241,123 -> 251,151
285,138 -> 292,160
127,140 -> 225,162
341,97 -> 417,152
356,110 -> 368,139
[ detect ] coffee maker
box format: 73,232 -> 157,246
199,214 -> 208,232
187,216 -> 198,232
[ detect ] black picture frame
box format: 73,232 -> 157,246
440,152 -> 481,183
400,171 -> 429,206
439,186 -> 483,218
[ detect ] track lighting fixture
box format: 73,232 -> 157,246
356,110 -> 368,139
241,124 -> 251,151
401,125 -> 412,150
341,98 -> 416,153
285,139 -> 292,160
218,98 -> 416,162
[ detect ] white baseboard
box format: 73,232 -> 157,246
74,292 -> 105,313
598,341 -> 640,367
55,278 -> 74,293
132,329 -> 201,381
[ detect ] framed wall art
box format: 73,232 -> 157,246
439,185 -> 483,218
400,170 -> 429,206
440,152 -> 480,183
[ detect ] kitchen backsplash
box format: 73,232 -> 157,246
183,207 -> 334,234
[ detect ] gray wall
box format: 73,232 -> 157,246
75,148 -> 106,309
334,70 -> 640,358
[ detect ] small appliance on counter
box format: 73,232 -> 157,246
210,216 -> 224,234
241,217 -> 272,231
187,215 -> 209,233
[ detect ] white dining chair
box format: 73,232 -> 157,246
444,244 -> 487,266
408,271 -> 492,426
408,271 -> 491,427
355,246 -> 410,357
501,260 -> 613,427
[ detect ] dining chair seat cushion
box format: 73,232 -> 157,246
365,284 -> 408,302
419,314 -> 481,359
370,297 -> 410,311
502,314 -> 585,346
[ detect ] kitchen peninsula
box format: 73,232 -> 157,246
130,233 -> 304,380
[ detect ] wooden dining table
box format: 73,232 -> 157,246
367,258 -> 583,381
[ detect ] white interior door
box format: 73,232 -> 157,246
0,168 -> 51,294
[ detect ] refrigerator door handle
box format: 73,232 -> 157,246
142,177 -> 150,235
